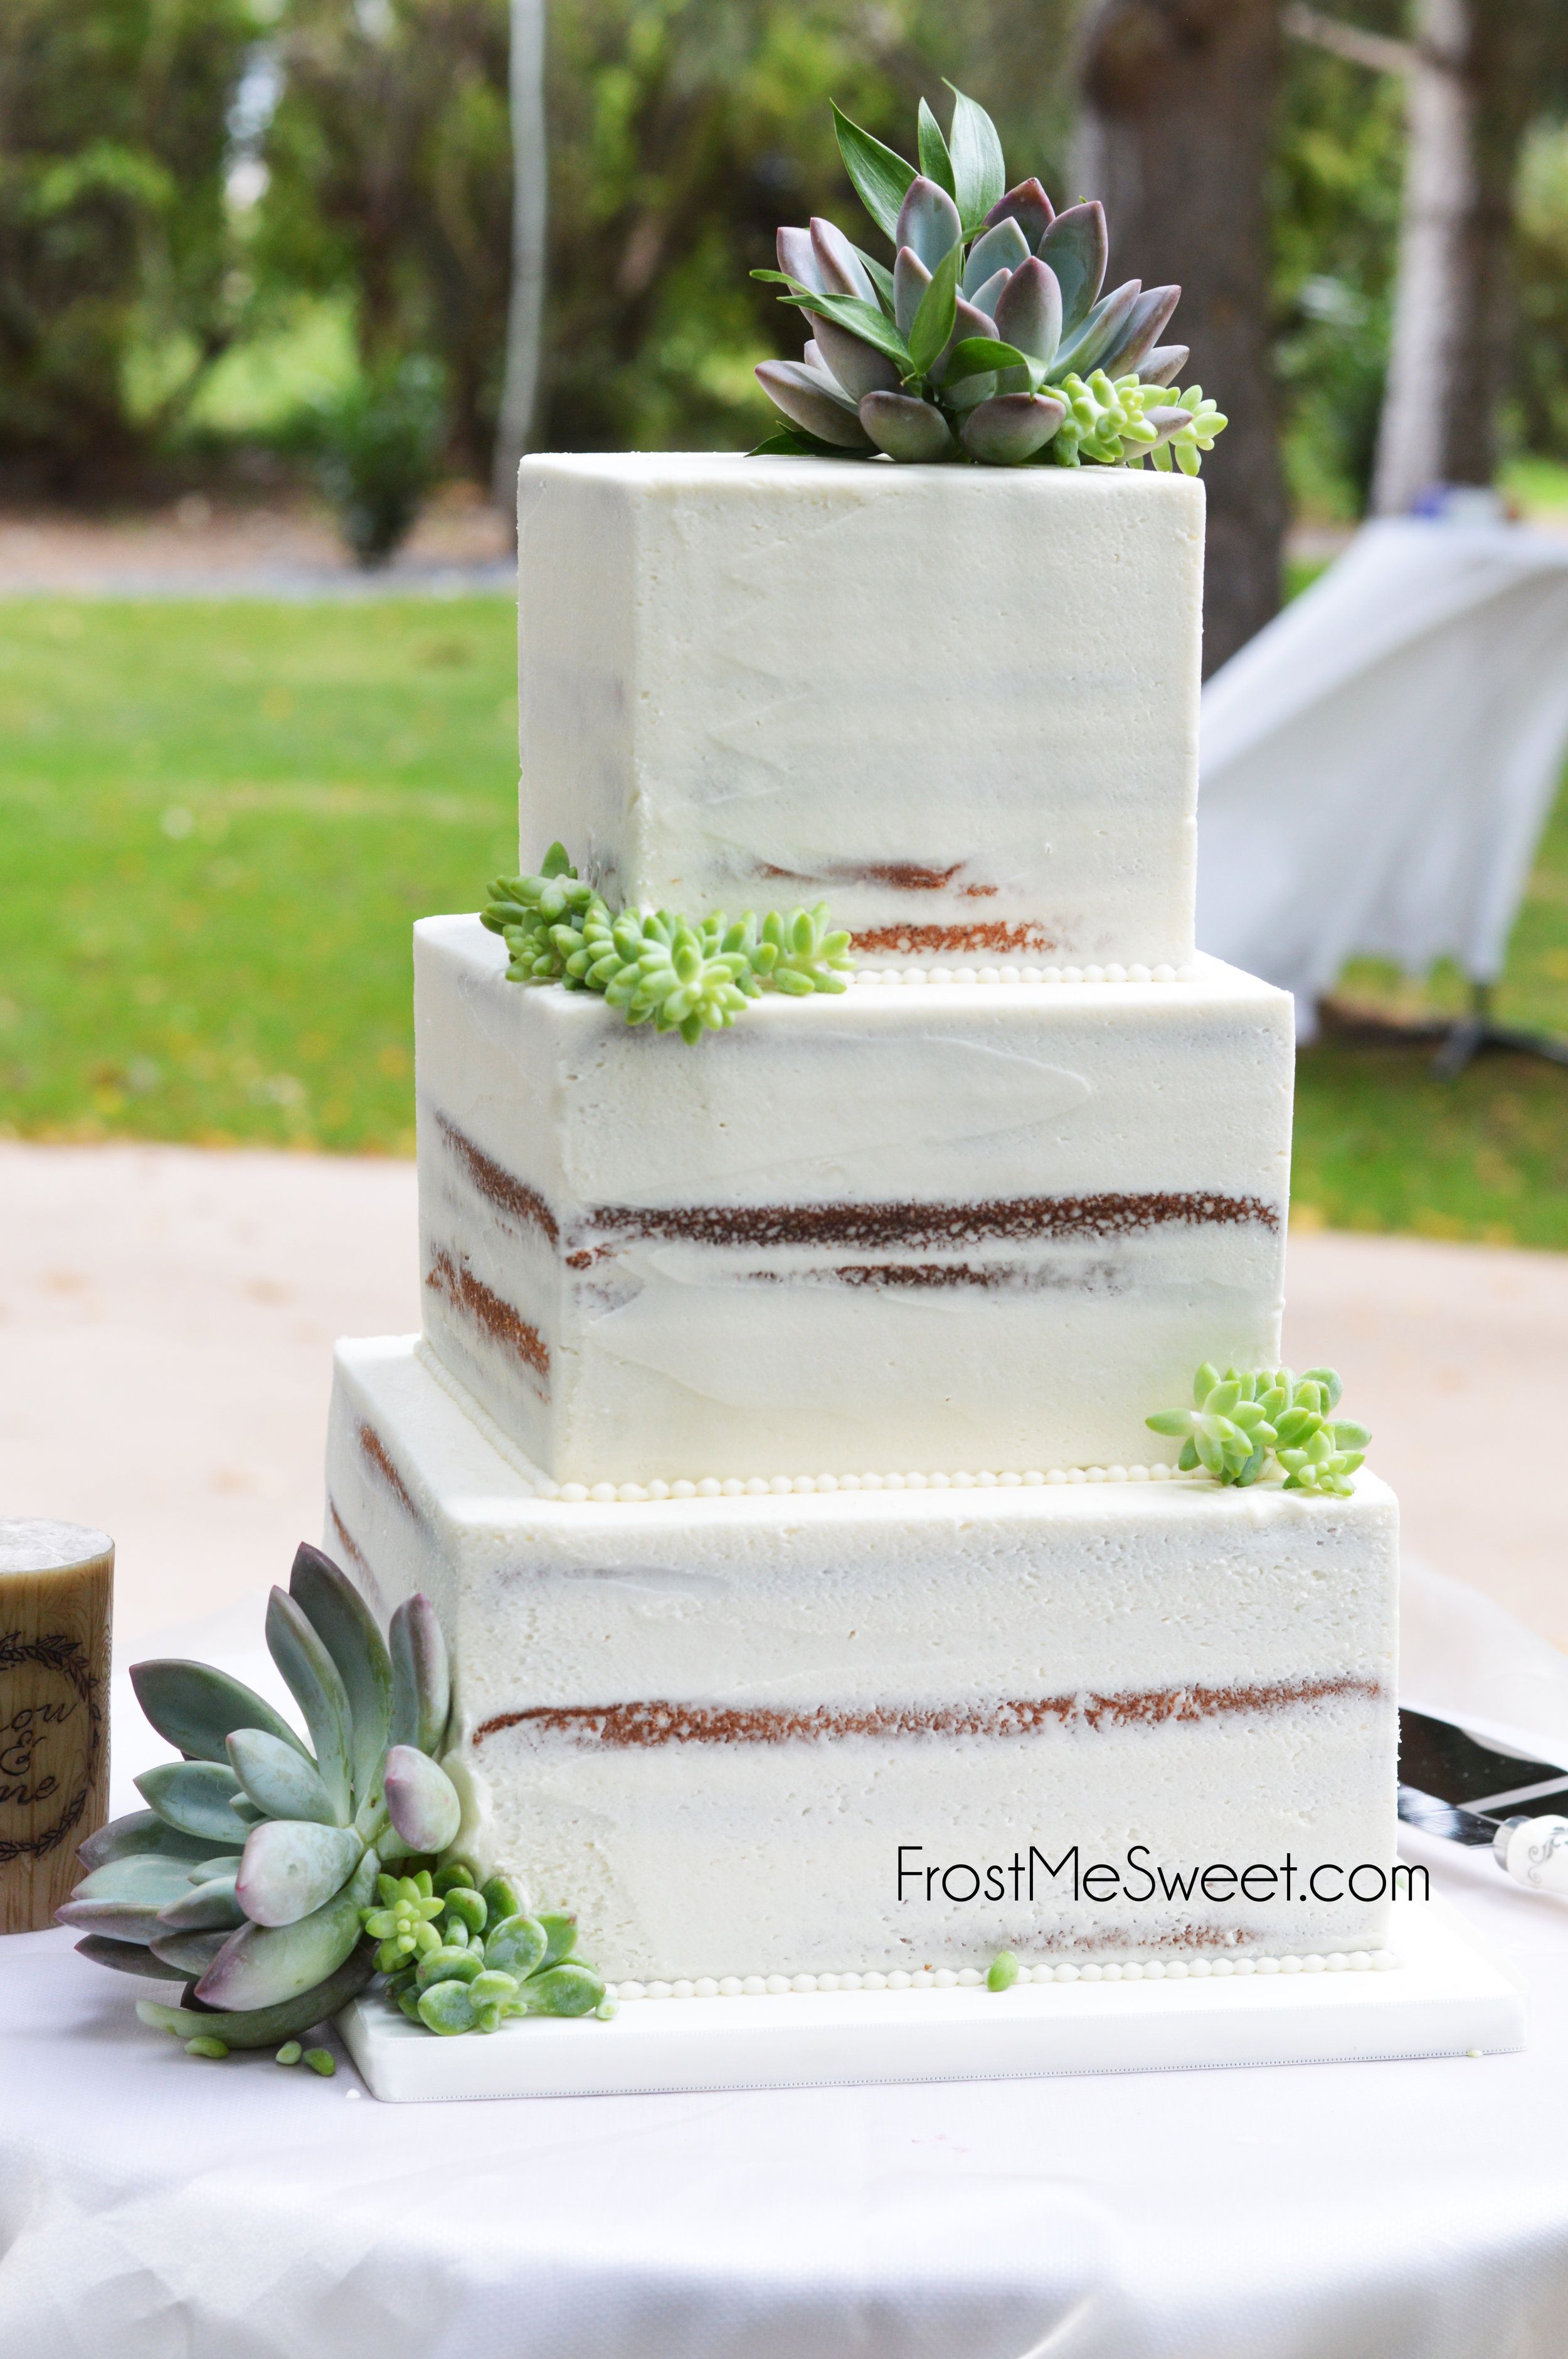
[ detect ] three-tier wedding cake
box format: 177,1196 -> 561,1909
323,444 -> 1399,1991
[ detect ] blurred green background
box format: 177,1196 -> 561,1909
3,0 -> 1568,1251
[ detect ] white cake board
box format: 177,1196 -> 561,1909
340,1900 -> 1523,2102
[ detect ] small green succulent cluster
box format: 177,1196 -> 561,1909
1145,1365 -> 1371,1495
481,843 -> 854,1044
1056,371 -> 1226,477
62,1540 -> 607,2058
370,1862 -> 609,2035
751,85 -> 1228,472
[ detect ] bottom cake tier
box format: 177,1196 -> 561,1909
326,1334 -> 1401,1984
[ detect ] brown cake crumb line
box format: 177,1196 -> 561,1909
326,1496 -> 388,1609
851,920 -> 1057,954
756,860 -> 997,896
356,1422 -> 424,1526
436,1113 -> 559,1249
425,1246 -> 550,1385
474,1675 -> 1380,1750
581,1192 -> 1279,1254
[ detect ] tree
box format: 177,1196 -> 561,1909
0,0 -> 257,494
1076,0 -> 1287,674
259,0 -> 512,480
492,0 -> 548,516
1288,1 -> 1568,513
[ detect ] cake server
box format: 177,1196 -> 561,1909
1399,1706 -> 1568,1897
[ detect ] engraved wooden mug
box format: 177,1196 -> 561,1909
0,1519 -> 112,1935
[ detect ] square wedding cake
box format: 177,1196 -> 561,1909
323,452 -> 1400,1990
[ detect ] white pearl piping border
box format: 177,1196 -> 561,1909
606,1951 -> 1402,2001
542,1464 -> 1185,1506
850,962 -> 1199,988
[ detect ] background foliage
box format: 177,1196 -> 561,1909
22,0 -> 1568,510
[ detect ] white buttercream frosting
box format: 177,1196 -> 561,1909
326,1335 -> 1401,1988
516,453 -> 1203,970
413,917 -> 1294,1487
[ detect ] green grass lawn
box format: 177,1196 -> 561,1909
0,599 -> 517,1154
3,590 -> 1567,1246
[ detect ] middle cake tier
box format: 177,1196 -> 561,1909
415,915 -> 1294,1486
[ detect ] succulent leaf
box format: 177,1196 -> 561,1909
829,100 -> 916,242
962,215 -> 1029,297
388,1591 -> 451,1757
960,392 -> 1064,464
287,1543 -> 391,1819
129,1659 -> 309,1768
905,243 -> 961,379
753,361 -> 872,450
993,257 -> 1062,370
537,1911 -> 580,1969
68,1852 -> 202,1909
134,1759 -> 252,1845
483,1912 -> 549,1979
149,1928 -> 232,1977
985,176 -> 1054,245
74,1933 -> 188,1982
943,83 -> 1006,230
1052,277 -> 1142,379
524,1962 -> 606,2018
226,1726 -> 341,1826
264,1587 -> 354,1822
77,1809 -> 220,1873
906,87 -> 951,198
808,216 -> 876,302
776,225 -> 825,294
135,1942 -> 377,2050
196,1849 -> 378,2011
417,1977 -> 482,2034
56,1895 -> 167,1943
805,312 -> 899,402
894,174 -> 962,272
963,269 -> 1012,324
1036,202 -> 1108,334
893,245 -> 931,340
236,1819 -> 365,1928
1098,283 -> 1182,380
154,1875 -> 245,1934
383,1745 -> 462,1854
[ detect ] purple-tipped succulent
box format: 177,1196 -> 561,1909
59,1546 -> 470,2050
752,90 -> 1226,474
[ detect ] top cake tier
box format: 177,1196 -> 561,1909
516,454 -> 1203,969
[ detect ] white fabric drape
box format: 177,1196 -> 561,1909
4,1571 -> 1568,2356
1197,519 -> 1568,1034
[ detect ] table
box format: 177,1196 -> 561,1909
4,1573 -> 1568,2358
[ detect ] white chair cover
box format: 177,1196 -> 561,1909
1197,518 -> 1568,1035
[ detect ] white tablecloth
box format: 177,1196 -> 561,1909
6,1570 -> 1568,2358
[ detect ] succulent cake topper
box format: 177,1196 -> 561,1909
482,842 -> 854,1043
1146,1365 -> 1370,1494
751,85 -> 1227,471
60,1542 -> 608,2058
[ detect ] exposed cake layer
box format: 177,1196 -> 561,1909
414,915 -> 1293,1484
326,1335 -> 1400,1983
516,454 -> 1203,968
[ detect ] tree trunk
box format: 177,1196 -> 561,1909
1076,0 -> 1286,675
492,0 -> 549,526
1371,0 -> 1539,514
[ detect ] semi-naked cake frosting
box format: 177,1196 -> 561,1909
324,454 -> 1400,1986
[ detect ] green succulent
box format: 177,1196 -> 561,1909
1145,1365 -> 1371,1495
62,1542 -> 608,2054
481,843 -> 854,1044
381,1877 -> 611,2035
750,86 -> 1226,473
